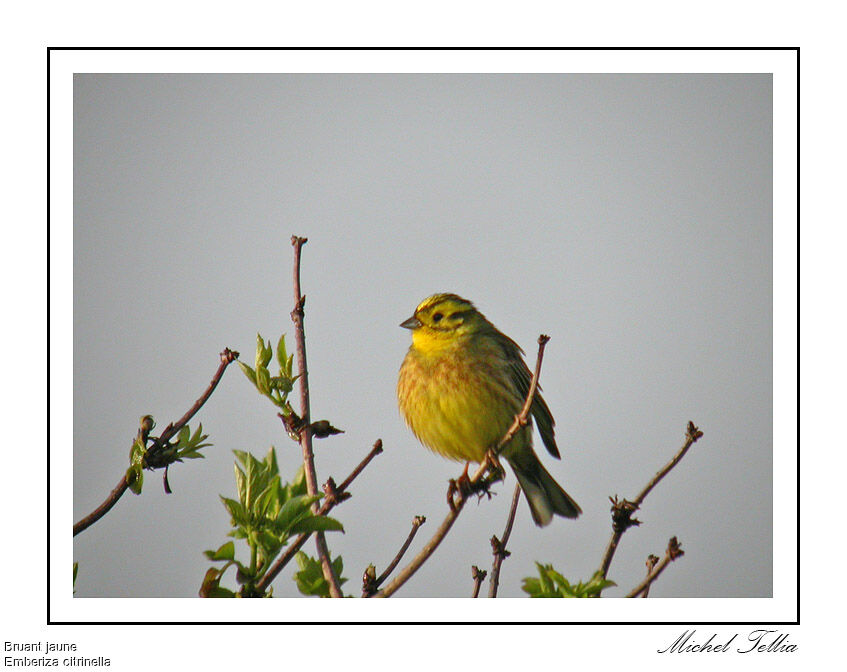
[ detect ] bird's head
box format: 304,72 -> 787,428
400,293 -> 488,350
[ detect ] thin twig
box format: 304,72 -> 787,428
289,236 -> 343,598
153,348 -> 240,451
488,483 -> 521,597
372,469 -> 478,598
626,537 -> 684,597
362,515 -> 426,596
335,439 -> 384,495
641,554 -> 660,598
632,421 -> 705,510
471,566 -> 487,598
375,336 -> 550,598
72,348 -> 239,537
254,439 -> 383,594
597,421 -> 703,583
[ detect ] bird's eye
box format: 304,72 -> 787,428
432,312 -> 443,322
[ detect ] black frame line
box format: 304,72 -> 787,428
52,46 -> 800,626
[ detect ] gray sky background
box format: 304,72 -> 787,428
73,73 -> 772,599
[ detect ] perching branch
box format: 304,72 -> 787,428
289,235 -> 343,598
597,421 -> 703,583
374,335 -> 551,598
488,483 -> 521,598
72,348 -> 239,537
254,439 -> 383,594
626,537 -> 684,597
362,515 -> 426,596
496,335 -> 551,452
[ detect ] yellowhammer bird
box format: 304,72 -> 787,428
397,293 -> 581,526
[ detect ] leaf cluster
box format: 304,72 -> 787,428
126,417 -> 210,495
521,565 -> 616,598
238,333 -> 298,418
293,551 -> 348,598
200,447 -> 343,597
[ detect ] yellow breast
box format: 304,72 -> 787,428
397,337 -> 528,463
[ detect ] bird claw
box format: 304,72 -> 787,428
484,449 -> 505,480
448,463 -> 474,511
447,479 -> 461,512
447,456 -> 505,510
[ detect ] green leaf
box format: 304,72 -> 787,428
256,366 -> 271,395
238,451 -> 266,510
580,571 -> 617,597
232,449 -> 250,469
522,564 -> 616,598
129,438 -> 146,466
179,449 -> 205,460
263,446 -> 279,478
290,515 -> 344,535
269,376 -> 293,395
521,576 -> 541,597
537,563 -> 554,595
256,530 -> 285,562
292,552 -> 348,597
274,494 -> 322,532
252,476 -> 282,519
255,333 -> 269,370
276,333 -> 288,370
204,541 -> 235,562
220,496 -> 248,528
234,464 -> 246,504
293,552 -> 324,596
126,465 -> 143,495
188,423 -> 210,449
284,465 -> 308,499
207,586 -> 237,598
238,361 -> 258,387
259,335 -> 273,369
199,567 -> 237,598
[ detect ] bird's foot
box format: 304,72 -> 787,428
447,463 -> 473,512
483,449 -> 505,481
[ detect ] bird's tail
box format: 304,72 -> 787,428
506,450 -> 581,527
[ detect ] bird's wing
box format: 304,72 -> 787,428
498,332 -> 560,459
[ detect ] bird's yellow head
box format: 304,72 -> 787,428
400,293 -> 488,352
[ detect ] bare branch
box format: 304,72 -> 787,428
152,348 -> 240,452
73,348 -> 239,537
471,566 -> 487,598
488,484 -> 521,598
375,336 -> 550,598
362,515 -> 426,596
597,421 -> 703,583
626,537 -> 684,598
72,476 -> 130,537
641,554 -> 660,598
254,439 -> 383,593
335,439 -> 384,495
289,235 -> 343,598
633,421 -> 705,510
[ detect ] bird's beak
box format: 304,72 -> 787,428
400,315 -> 421,330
